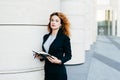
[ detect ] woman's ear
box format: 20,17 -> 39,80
59,25 -> 62,29
59,23 -> 62,28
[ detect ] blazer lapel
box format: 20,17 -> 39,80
42,33 -> 50,52
48,35 -> 57,53
43,29 -> 62,53
42,33 -> 57,53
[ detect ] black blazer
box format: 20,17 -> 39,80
42,29 -> 72,64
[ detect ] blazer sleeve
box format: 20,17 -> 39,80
61,36 -> 72,63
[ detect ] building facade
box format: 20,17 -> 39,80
0,0 -> 97,80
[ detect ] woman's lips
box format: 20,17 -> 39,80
52,25 -> 55,27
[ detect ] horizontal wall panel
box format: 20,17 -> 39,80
0,0 -> 60,24
0,26 -> 48,71
0,71 -> 44,80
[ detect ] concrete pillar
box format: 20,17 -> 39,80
61,0 -> 86,64
110,0 -> 118,36
0,0 -> 60,80
117,0 -> 120,37
0,26 -> 47,80
61,0 -> 97,64
92,0 -> 97,43
112,10 -> 116,36
84,0 -> 97,50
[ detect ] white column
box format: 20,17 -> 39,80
0,0 -> 60,80
112,10 -> 116,36
0,26 -> 47,80
61,0 -> 97,65
110,0 -> 118,36
84,0 -> 97,50
61,0 -> 86,64
117,0 -> 120,37
92,0 -> 97,43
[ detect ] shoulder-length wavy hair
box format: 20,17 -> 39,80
48,12 -> 70,37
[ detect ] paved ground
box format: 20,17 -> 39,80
66,36 -> 120,80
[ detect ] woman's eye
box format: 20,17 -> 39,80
51,19 -> 54,22
51,19 -> 59,22
56,20 -> 59,22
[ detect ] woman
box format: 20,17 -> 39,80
37,12 -> 72,80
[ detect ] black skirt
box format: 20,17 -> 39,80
44,62 -> 67,80
45,73 -> 67,80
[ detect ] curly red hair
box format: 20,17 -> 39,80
48,12 -> 70,37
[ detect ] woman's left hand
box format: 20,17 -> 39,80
47,56 -> 62,64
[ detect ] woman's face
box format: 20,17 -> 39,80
50,15 -> 61,30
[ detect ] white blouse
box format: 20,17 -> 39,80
43,34 -> 57,53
